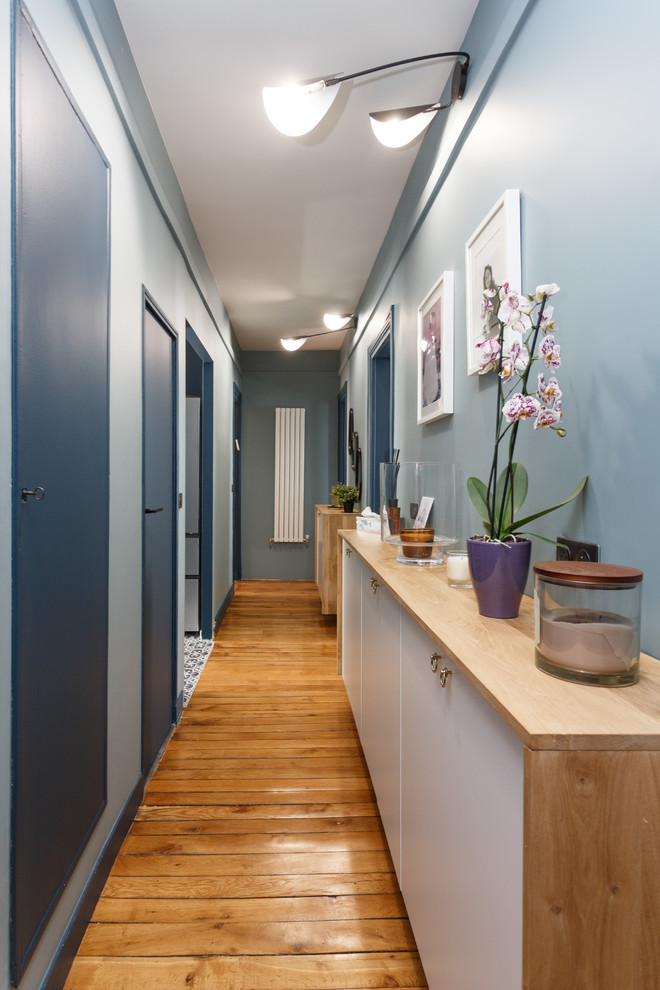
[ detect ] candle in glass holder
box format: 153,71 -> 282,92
447,550 -> 472,588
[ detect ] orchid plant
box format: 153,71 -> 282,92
467,282 -> 587,542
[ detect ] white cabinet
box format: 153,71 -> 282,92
339,531 -> 660,990
400,611 -> 524,990
361,568 -> 401,879
341,541 -> 362,731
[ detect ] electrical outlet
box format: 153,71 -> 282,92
556,536 -> 600,562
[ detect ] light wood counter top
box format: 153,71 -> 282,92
340,530 -> 660,751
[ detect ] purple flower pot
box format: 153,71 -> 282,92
467,537 -> 532,618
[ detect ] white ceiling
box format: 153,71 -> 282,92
113,0 -> 479,350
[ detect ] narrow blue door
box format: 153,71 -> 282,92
142,300 -> 177,773
233,384 -> 242,582
368,312 -> 394,505
11,7 -> 109,979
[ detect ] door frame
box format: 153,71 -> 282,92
185,323 -> 214,639
338,381 -> 347,485
368,307 -> 395,506
142,289 -> 178,770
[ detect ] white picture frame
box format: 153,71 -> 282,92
465,189 -> 521,376
417,270 -> 454,425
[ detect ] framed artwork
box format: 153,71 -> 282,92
465,189 -> 521,376
417,271 -> 454,425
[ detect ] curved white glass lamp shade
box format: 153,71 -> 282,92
263,78 -> 340,137
369,107 -> 438,149
280,336 -> 307,351
323,313 -> 354,331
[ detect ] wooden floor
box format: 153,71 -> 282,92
66,580 -> 428,989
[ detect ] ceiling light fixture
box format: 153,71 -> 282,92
263,52 -> 469,149
280,323 -> 354,351
323,313 -> 356,331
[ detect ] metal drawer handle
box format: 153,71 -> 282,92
370,577 -> 379,594
345,547 -> 352,557
145,506 -> 164,514
430,653 -> 452,687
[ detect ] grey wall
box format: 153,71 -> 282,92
341,0 -> 660,657
241,351 -> 340,579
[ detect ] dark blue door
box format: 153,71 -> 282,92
11,7 -> 109,980
142,300 -> 177,773
368,310 -> 394,506
186,327 -> 214,639
233,384 -> 242,582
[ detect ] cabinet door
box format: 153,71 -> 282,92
361,571 -> 401,879
401,612 -> 524,990
341,543 -> 362,731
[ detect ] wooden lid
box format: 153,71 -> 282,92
533,560 -> 643,584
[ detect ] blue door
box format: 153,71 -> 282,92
11,7 -> 109,979
368,310 -> 394,506
142,299 -> 177,772
186,326 -> 214,639
233,384 -> 242,582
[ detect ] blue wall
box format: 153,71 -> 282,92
341,0 -> 660,657
241,351 -> 340,579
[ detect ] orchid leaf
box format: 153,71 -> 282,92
493,462 -> 528,537
511,476 -> 588,531
516,532 -> 568,546
466,476 -> 491,535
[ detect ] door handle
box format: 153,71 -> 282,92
145,507 -> 164,514
21,487 -> 45,502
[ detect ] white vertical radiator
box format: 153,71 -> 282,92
272,407 -> 307,543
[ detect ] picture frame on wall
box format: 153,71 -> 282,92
417,270 -> 454,425
465,189 -> 521,376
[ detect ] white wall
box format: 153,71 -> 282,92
342,0 -> 660,657
0,0 -> 239,986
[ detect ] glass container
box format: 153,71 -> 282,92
533,561 -> 643,686
380,462 -> 457,564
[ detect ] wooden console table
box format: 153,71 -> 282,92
314,504 -> 357,614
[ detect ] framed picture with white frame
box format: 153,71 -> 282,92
417,270 -> 454,425
465,189 -> 521,376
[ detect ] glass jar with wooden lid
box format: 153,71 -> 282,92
533,560 -> 643,686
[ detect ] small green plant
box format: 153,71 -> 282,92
331,483 -> 360,505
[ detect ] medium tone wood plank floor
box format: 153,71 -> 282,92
66,580 -> 428,989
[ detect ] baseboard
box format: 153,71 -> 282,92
42,775 -> 145,990
213,582 -> 235,637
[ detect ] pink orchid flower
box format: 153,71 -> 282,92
535,283 -> 560,302
502,393 -> 541,423
539,335 -> 561,368
537,374 -> 562,408
534,406 -> 562,430
476,336 -> 501,375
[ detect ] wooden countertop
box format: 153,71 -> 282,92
341,530 -> 660,751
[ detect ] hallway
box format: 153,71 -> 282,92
66,581 -> 427,989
